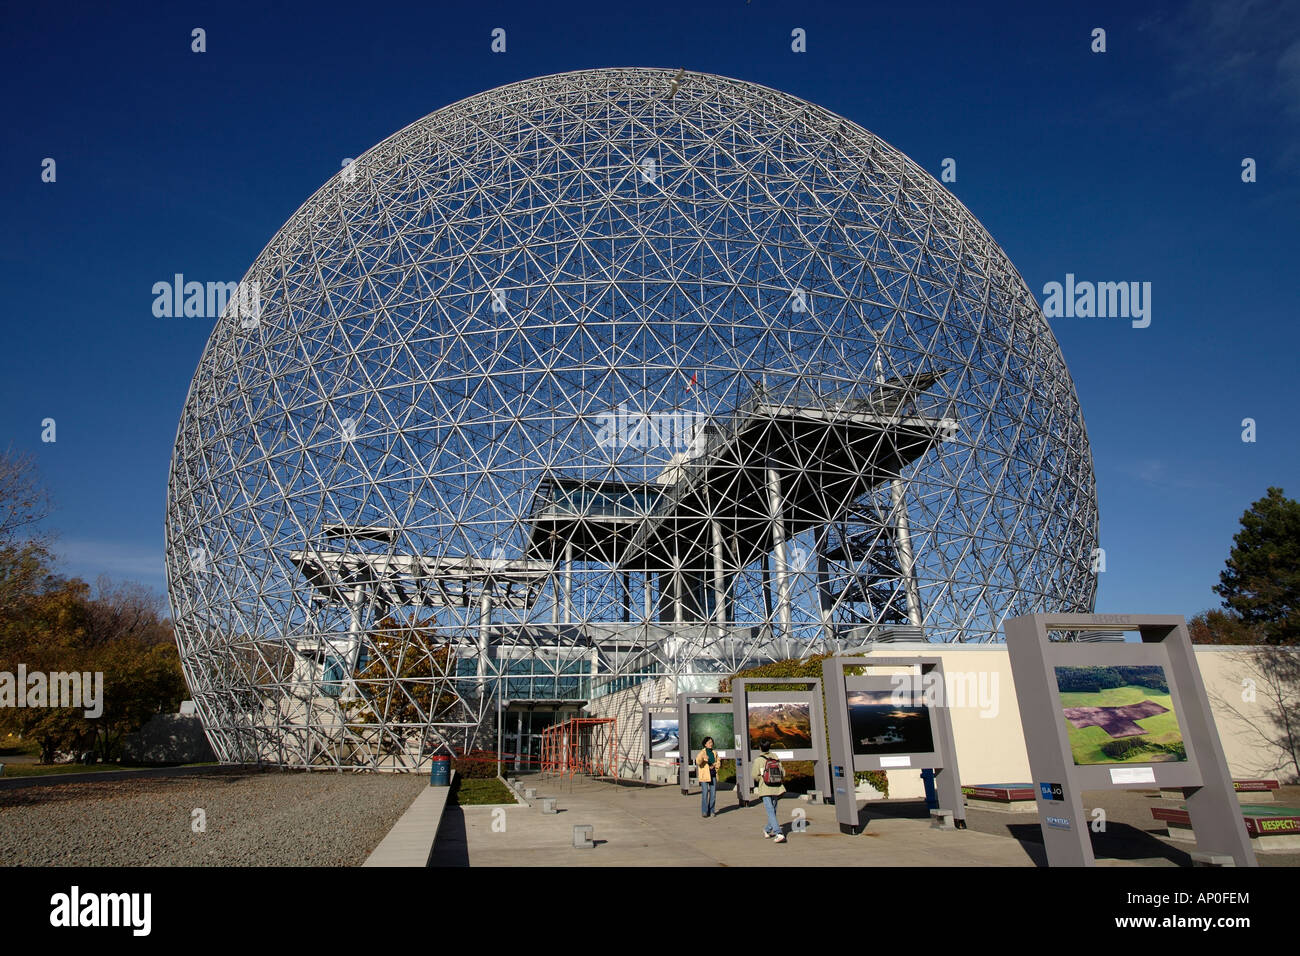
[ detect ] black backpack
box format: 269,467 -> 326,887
761,755 -> 784,786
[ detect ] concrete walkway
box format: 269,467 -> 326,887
363,774 -> 455,866
429,773 -> 1047,866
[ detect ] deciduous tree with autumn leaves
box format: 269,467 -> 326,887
0,452 -> 186,763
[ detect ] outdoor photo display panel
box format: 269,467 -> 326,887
641,704 -> 682,784
731,679 -> 829,801
1005,613 -> 1255,867
821,656 -> 964,833
1017,638 -> 1203,790
677,693 -> 737,793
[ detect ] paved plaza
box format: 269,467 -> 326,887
430,775 -> 1046,867
426,776 -> 1300,867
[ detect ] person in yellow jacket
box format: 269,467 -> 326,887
695,736 -> 720,818
751,738 -> 786,842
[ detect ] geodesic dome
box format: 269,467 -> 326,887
165,67 -> 1098,768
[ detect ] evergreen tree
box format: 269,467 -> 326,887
1214,487 -> 1300,646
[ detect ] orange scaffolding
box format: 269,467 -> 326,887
539,716 -> 618,779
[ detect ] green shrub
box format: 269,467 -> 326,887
452,749 -> 501,778
1100,736 -> 1149,759
782,760 -> 817,793
855,770 -> 889,794
719,652 -> 839,694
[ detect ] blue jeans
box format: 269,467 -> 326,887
700,778 -> 717,816
762,795 -> 781,835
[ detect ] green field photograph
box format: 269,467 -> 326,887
1054,665 -> 1187,765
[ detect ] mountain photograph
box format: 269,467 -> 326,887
746,701 -> 813,750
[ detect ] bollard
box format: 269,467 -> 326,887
541,798 -> 557,814
930,809 -> 955,830
524,787 -> 537,800
573,824 -> 594,849
807,790 -> 824,805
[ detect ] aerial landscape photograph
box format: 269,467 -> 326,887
1056,665 -> 1188,765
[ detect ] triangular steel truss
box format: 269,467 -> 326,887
164,68 -> 1098,769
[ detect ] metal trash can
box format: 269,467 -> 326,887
428,754 -> 451,786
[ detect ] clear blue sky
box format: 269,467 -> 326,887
1,0 -> 1296,622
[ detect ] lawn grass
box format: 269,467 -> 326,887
1059,684 -> 1185,765
0,763 -> 122,778
0,737 -> 40,758
449,777 -> 515,806
0,761 -> 219,778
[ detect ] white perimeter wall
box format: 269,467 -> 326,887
586,676 -> 679,783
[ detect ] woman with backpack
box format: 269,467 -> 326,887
751,738 -> 786,842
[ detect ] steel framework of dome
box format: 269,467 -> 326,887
165,67 -> 1098,769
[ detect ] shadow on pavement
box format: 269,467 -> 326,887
427,806 -> 470,867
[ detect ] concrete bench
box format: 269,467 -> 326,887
1160,779 -> 1280,804
962,784 -> 1038,813
1152,804 -> 1300,852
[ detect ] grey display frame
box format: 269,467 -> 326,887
641,703 -> 682,784
821,655 -> 965,833
732,678 -> 830,802
1005,612 -> 1257,867
676,693 -> 738,793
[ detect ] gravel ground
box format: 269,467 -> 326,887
0,768 -> 426,866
